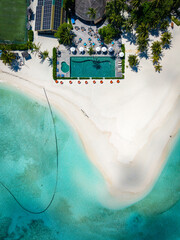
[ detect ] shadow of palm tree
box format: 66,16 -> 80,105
162,44 -> 171,50
132,66 -> 138,72
48,58 -> 53,66
9,60 -> 22,72
122,32 -> 136,44
139,51 -> 149,59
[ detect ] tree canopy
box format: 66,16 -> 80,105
54,23 -> 75,46
128,54 -> 139,68
1,51 -> 16,65
87,8 -> 96,22
98,25 -> 119,44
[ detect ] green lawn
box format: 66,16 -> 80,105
0,0 -> 27,43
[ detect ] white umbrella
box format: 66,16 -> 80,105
102,47 -> 107,52
79,47 -> 84,52
96,47 -> 101,52
70,47 -> 76,52
119,52 -> 124,57
108,46 -> 114,52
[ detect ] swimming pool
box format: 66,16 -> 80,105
61,61 -> 69,73
70,56 -> 115,78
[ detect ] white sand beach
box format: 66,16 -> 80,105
0,24 -> 180,208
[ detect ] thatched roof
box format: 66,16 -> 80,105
75,0 -> 106,23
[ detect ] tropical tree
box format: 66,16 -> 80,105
106,0 -> 126,29
98,24 -> 119,44
54,23 -> 74,45
136,34 -> 149,52
128,54 -> 139,68
155,64 -> 162,72
63,0 -> 75,12
32,43 -> 41,55
1,51 -> 16,65
160,19 -> 169,31
136,22 -> 149,37
87,8 -> 96,23
131,0 -> 143,9
151,41 -> 162,56
152,54 -> 160,65
160,31 -> 172,47
41,50 -> 49,60
88,47 -> 94,55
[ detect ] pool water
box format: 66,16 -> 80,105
70,56 -> 115,78
61,61 -> 69,73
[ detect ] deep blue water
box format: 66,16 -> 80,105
0,84 -> 179,240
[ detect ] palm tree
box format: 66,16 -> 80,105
136,23 -> 149,38
32,43 -> 41,55
155,64 -> 162,72
87,8 -> 96,23
151,41 -> 162,56
152,55 -> 160,65
160,32 -> 172,47
54,23 -> 74,46
61,31 -> 74,45
1,51 -> 16,65
131,0 -> 142,9
128,54 -> 139,68
136,35 -> 149,52
88,47 -> 94,55
42,50 -> 49,60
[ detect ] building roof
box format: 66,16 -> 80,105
75,0 -> 106,23
35,0 -> 62,32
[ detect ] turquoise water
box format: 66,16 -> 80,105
61,61 -> 70,73
0,84 -> 179,240
70,56 -> 115,78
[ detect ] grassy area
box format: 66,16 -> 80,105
0,0 -> 27,43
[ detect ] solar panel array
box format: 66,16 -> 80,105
43,4 -> 52,30
54,0 -> 61,30
35,5 -> 42,30
38,0 -> 44,6
35,0 -> 62,32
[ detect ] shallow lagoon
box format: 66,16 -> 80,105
0,85 -> 179,240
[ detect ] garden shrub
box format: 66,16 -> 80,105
53,47 -> 57,80
28,30 -> 34,42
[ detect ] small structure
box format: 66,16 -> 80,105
22,51 -> 31,60
0,50 -> 2,59
75,0 -> 106,23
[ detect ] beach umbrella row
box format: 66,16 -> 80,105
55,80 -> 121,84
71,46 -> 115,53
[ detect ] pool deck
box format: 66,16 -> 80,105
57,50 -> 122,78
57,19 -> 123,79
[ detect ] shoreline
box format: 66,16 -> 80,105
0,70 -> 179,208
0,24 -> 179,209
